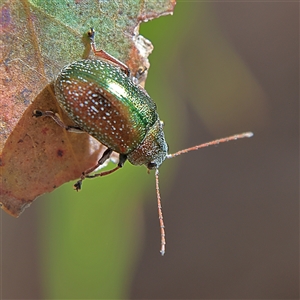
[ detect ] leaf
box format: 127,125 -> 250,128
0,0 -> 176,217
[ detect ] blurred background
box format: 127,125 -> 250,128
1,1 -> 298,299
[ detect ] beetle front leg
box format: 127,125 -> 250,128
74,151 -> 127,191
33,110 -> 84,133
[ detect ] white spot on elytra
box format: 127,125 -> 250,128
91,106 -> 99,113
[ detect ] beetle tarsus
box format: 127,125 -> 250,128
88,27 -> 95,41
32,110 -> 43,118
74,180 -> 82,191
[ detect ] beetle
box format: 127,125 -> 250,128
33,28 -> 253,255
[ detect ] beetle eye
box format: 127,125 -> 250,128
147,162 -> 157,170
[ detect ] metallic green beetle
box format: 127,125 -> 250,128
34,28 -> 253,255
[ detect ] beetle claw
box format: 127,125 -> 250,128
74,180 -> 82,191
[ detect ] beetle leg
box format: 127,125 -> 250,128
74,151 -> 127,191
74,165 -> 120,191
80,148 -> 113,177
88,28 -> 131,76
32,110 -> 83,133
98,148 -> 114,165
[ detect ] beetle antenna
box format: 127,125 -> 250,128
155,169 -> 166,256
166,132 -> 253,159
